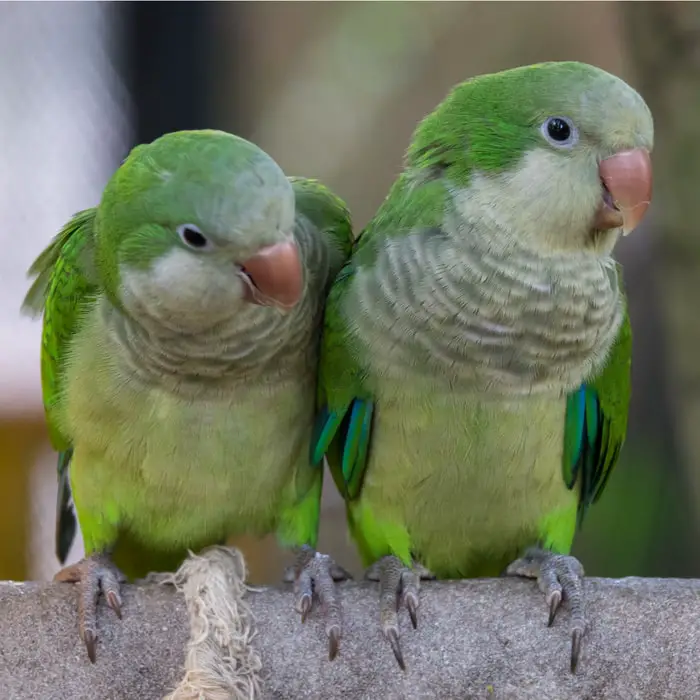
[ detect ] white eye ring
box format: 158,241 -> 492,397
541,116 -> 579,149
176,223 -> 214,251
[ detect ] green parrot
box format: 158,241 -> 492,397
22,130 -> 353,663
313,61 -> 653,673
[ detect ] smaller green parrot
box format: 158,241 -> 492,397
313,62 -> 653,672
22,130 -> 353,662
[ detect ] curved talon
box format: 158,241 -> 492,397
299,594 -> 312,624
291,547 -> 345,661
56,554 -> 125,663
83,629 -> 97,664
506,549 -> 587,674
571,628 -> 583,673
106,591 -> 122,619
371,556 -> 432,670
328,626 -> 340,661
405,594 -> 418,630
386,628 -> 406,671
547,590 -> 561,627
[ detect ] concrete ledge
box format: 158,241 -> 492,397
2,567 -> 700,699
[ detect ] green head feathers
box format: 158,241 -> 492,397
92,130 -> 302,326
97,130 -> 294,281
408,61 -> 653,181
405,62 -> 654,254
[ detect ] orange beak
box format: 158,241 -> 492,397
595,148 -> 653,235
239,240 -> 304,310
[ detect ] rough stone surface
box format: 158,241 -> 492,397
2,576 -> 700,699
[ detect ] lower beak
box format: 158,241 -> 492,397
594,148 -> 653,235
239,240 -> 303,310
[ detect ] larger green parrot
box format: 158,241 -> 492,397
313,62 -> 653,673
22,130 -> 353,663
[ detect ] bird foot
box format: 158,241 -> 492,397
54,552 -> 127,663
365,555 -> 435,671
283,545 -> 351,661
505,547 -> 586,673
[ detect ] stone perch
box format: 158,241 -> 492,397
1,546 -> 699,699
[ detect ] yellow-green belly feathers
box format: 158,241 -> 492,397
350,387 -> 577,578
61,310 -> 317,569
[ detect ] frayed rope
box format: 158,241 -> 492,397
161,546 -> 262,700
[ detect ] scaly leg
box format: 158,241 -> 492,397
54,552 -> 126,663
505,547 -> 586,673
365,555 -> 435,671
283,545 -> 351,661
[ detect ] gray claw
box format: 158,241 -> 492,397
547,590 -> 561,627
105,591 -> 122,620
328,625 -> 340,661
571,628 -> 583,673
55,553 -> 125,664
386,627 -> 405,671
373,556 -> 432,669
291,547 -> 345,660
83,629 -> 97,664
299,594 -> 312,624
505,548 -> 587,674
406,594 -> 418,630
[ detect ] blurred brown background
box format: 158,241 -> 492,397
1,2 -> 699,584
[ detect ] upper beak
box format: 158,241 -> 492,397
595,148 -> 653,235
239,240 -> 304,310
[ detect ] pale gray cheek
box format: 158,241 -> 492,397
121,274 -> 244,327
165,277 -> 245,317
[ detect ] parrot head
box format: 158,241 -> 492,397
95,130 -> 303,330
408,61 -> 654,254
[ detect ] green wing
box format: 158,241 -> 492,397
311,174 -> 447,502
563,266 -> 632,527
273,178 -> 355,549
22,208 -> 99,562
289,177 -> 353,277
312,261 -> 374,501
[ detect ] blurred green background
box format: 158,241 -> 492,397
1,1 -> 699,584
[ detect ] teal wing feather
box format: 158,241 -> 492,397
312,261 -> 375,502
563,267 -> 632,527
271,177 -> 356,549
22,208 -> 100,562
290,176 -> 356,489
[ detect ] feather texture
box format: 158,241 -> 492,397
313,62 -> 646,577
23,132 -> 352,576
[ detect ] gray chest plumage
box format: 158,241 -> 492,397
342,228 -> 621,575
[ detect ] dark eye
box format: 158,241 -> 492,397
541,116 -> 578,148
176,224 -> 213,251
